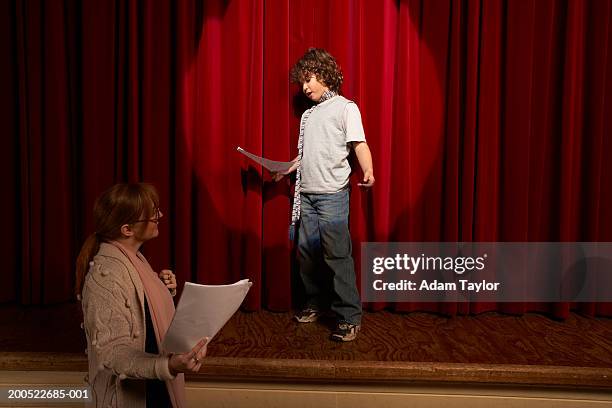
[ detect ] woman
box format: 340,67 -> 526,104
76,183 -> 206,407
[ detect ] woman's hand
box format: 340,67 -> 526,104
168,337 -> 209,375
159,269 -> 177,295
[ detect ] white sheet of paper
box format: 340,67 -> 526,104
237,146 -> 294,173
162,279 -> 252,353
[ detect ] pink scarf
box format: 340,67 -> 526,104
111,241 -> 186,408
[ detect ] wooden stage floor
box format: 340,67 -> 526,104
1,303 -> 611,388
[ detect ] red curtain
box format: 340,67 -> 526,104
2,0 -> 611,318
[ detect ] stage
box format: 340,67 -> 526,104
0,304 -> 611,407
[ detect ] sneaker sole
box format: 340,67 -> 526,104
330,327 -> 360,342
294,315 -> 320,323
330,333 -> 358,342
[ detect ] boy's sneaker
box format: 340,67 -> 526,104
294,308 -> 321,323
330,322 -> 360,342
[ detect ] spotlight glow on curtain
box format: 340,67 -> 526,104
2,0 -> 611,318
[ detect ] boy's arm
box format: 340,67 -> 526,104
352,142 -> 375,188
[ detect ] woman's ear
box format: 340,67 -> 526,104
120,224 -> 135,238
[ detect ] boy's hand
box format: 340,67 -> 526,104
270,171 -> 288,182
270,159 -> 299,182
357,170 -> 375,188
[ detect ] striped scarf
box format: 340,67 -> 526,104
289,89 -> 337,240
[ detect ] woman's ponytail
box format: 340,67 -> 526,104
75,233 -> 100,299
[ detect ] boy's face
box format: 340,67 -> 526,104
302,74 -> 329,102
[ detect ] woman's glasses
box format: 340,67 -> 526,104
133,208 -> 161,224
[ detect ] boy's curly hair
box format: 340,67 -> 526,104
290,48 -> 343,92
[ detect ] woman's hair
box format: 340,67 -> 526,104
75,183 -> 160,297
290,48 -> 343,92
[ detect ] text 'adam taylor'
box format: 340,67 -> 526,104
372,279 -> 501,292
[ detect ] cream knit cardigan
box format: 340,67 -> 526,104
82,243 -> 177,407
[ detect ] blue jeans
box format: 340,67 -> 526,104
297,189 -> 362,325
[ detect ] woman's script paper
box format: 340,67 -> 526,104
162,279 -> 252,353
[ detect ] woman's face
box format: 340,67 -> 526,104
133,207 -> 163,243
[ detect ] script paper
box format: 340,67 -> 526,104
162,279 -> 252,353
237,146 -> 294,173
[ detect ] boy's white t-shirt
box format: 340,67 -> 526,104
300,95 -> 366,194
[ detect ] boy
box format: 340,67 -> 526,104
273,48 -> 374,342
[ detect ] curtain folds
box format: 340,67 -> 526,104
2,0 -> 611,318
